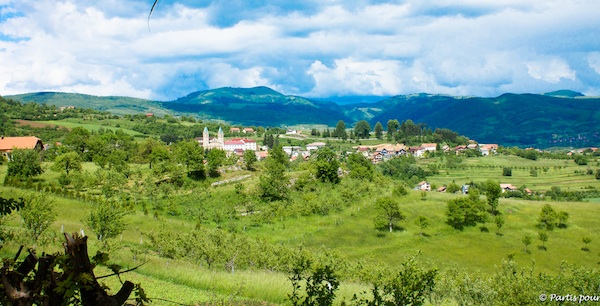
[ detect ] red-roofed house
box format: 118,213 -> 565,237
243,128 -> 254,134
229,127 -> 241,133
0,136 -> 44,159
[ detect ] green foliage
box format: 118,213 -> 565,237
288,257 -> 340,306
86,199 -> 127,246
313,147 -> 340,184
172,139 -> 205,177
378,156 -> 426,183
415,216 -> 430,236
243,149 -> 258,170
494,215 -> 504,235
386,119 -> 399,141
5,149 -> 43,180
521,235 -> 532,253
258,145 -> 289,202
206,149 -> 226,177
52,151 -> 83,175
482,179 -> 502,215
354,120 -> 371,139
374,121 -> 384,140
347,153 -> 374,180
333,120 -> 347,140
537,204 -> 569,230
446,182 -> 460,194
374,197 -> 405,232
573,154 -> 588,165
538,231 -> 548,249
446,189 -> 487,230
19,193 -> 56,242
502,167 -> 512,176
354,254 -> 437,306
392,184 -> 408,197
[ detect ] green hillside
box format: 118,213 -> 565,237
8,88 -> 600,148
368,93 -> 600,148
162,86 -> 351,126
8,92 -> 168,116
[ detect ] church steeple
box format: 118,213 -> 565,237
203,127 -> 209,149
218,127 -> 224,143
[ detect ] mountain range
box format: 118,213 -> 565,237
7,88 -> 600,148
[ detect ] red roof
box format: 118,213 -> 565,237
0,136 -> 43,152
225,141 -> 245,145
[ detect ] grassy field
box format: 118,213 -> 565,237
1,153 -> 600,304
36,119 -> 146,137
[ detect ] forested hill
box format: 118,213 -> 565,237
363,92 -> 600,148
6,88 -> 600,148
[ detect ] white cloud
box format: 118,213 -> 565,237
589,53 -> 600,75
1,0 -> 600,99
526,59 -> 576,84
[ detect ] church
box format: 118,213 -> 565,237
197,127 -> 257,152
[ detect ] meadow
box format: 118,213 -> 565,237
1,151 -> 599,305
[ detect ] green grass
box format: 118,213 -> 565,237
36,119 -> 145,136
1,154 -> 600,304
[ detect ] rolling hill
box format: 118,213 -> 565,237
6,88 -> 600,148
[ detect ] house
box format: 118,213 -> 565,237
467,143 -> 479,150
255,151 -> 269,161
286,129 -> 297,135
224,138 -> 257,152
409,146 -> 424,157
0,136 -> 44,158
524,188 -> 533,195
282,146 -> 302,155
306,142 -> 326,151
421,143 -> 437,152
500,184 -> 519,193
479,144 -> 499,156
416,181 -> 431,191
243,128 -> 254,134
437,186 -> 447,192
229,127 -> 241,133
462,185 -> 470,194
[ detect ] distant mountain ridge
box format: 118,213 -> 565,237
6,88 -> 600,148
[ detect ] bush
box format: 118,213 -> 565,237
502,167 -> 512,176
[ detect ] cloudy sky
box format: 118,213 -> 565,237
1,0 -> 600,101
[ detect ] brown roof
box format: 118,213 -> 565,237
0,136 -> 43,152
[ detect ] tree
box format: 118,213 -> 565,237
136,138 -> 169,169
446,182 -> 461,194
64,127 -> 91,156
386,119 -> 399,141
19,193 -> 56,243
172,139 -> 205,177
206,149 -> 226,177
374,197 -> 405,232
415,216 -> 430,236
258,145 -> 289,202
333,120 -> 348,140
522,235 -> 532,253
537,204 -> 568,230
446,189 -> 487,230
483,179 -> 502,215
356,254 -> 437,306
347,153 -> 374,180
495,215 -> 505,235
374,122 -> 384,140
354,120 -> 371,139
5,149 -> 43,179
538,231 -> 548,250
502,167 -> 512,176
51,151 -> 82,175
314,147 -> 340,184
243,149 -> 258,170
85,199 -> 127,247
582,237 -> 592,251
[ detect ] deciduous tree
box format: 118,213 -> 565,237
19,193 -> 56,243
314,147 -> 340,184
374,197 -> 405,232
374,121 -> 384,140
51,151 -> 82,175
354,120 -> 371,139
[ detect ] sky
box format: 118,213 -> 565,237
1,0 -> 600,101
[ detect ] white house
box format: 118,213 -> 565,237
306,142 -> 326,151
